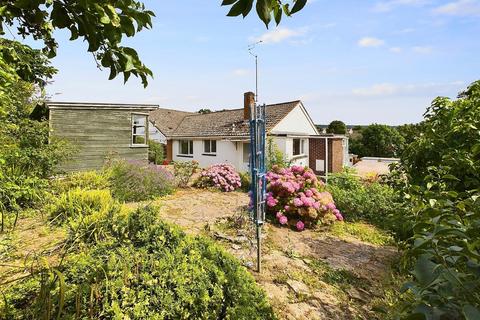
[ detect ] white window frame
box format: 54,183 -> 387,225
203,140 -> 217,155
179,140 -> 194,157
131,113 -> 148,147
293,138 -> 306,156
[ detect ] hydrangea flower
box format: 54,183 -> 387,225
266,165 -> 339,229
296,220 -> 305,231
279,215 -> 288,225
196,164 -> 241,192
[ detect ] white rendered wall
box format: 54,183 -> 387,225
270,105 -> 318,136
172,139 -> 244,170
149,122 -> 167,144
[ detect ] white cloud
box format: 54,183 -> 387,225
232,69 -> 251,77
253,27 -> 307,44
390,47 -> 402,53
352,81 -> 465,97
373,0 -> 429,12
433,0 -> 480,16
358,37 -> 385,47
412,46 -> 433,54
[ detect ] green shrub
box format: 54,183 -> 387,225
239,171 -> 251,192
2,206 -> 276,320
107,160 -> 175,202
48,188 -> 116,225
266,137 -> 290,171
173,160 -> 199,188
326,170 -> 411,240
391,81 -> 480,319
51,170 -> 110,193
327,170 -> 398,224
148,139 -> 165,164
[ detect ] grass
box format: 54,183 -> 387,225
328,221 -> 394,246
305,258 -> 370,290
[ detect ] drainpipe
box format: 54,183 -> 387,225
325,136 -> 329,184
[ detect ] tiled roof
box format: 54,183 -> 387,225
149,108 -> 195,136
167,101 -> 301,138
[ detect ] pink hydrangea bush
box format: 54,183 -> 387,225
265,165 -> 343,230
195,164 -> 241,192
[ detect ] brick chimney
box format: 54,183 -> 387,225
244,91 -> 255,120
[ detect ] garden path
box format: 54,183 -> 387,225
152,189 -> 399,320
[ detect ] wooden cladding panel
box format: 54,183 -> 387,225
50,109 -> 148,172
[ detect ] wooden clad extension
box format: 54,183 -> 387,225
47,102 -> 158,172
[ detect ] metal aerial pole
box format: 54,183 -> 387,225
248,40 -> 265,273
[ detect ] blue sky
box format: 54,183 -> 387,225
43,0 -> 480,125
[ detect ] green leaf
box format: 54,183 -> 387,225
463,305 -> 480,320
413,255 -> 438,286
227,0 -> 248,16
291,0 -> 307,14
274,5 -> 282,25
221,0 -> 238,5
256,0 -> 271,27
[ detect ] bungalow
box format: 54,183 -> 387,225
45,93 -> 349,175
149,92 -> 349,173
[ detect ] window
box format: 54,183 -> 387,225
243,143 -> 250,163
203,140 -> 217,154
179,140 -> 193,155
132,114 -> 147,145
293,139 -> 305,156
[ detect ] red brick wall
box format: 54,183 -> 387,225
309,137 -> 345,175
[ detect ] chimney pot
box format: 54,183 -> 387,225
244,91 -> 255,121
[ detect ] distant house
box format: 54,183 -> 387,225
46,102 -> 158,172
150,92 -> 349,174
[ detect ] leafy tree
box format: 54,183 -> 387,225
358,124 -> 404,158
390,80 -> 480,319
0,0 -> 154,86
349,137 -> 366,157
326,120 -> 347,134
0,40 -> 70,231
197,108 -> 212,114
1,1 -> 307,87
396,122 -> 424,147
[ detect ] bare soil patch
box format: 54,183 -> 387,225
154,189 -> 400,320
0,216 -> 65,284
